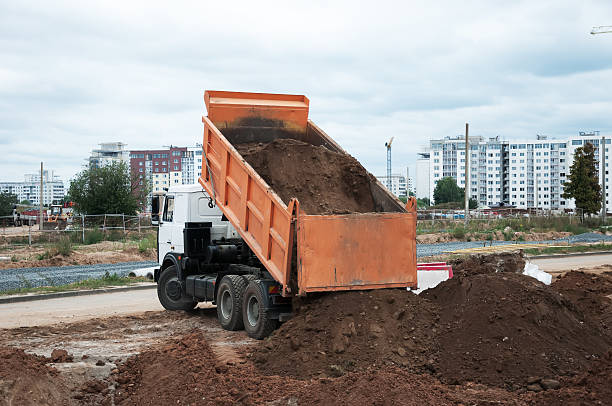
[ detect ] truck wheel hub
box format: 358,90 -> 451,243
166,280 -> 182,301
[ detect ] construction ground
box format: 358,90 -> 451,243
0,251 -> 610,405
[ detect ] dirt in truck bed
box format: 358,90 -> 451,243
236,139 -> 377,215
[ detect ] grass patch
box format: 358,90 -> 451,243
0,272 -> 150,296
84,229 -> 104,245
138,236 -> 157,253
524,243 -> 612,256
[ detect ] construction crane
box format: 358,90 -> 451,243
385,136 -> 394,190
591,26 -> 612,35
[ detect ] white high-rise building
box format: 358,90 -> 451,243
421,132 -> 610,210
376,173 -> 408,197
89,142 -> 130,168
0,170 -> 65,205
415,152 -> 430,199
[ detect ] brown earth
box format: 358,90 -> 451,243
448,251 -> 526,277
0,241 -> 155,270
236,139 -> 377,214
416,231 -> 573,244
423,272 -> 611,389
524,350 -> 612,405
250,288 -> 440,379
552,270 -> 612,337
0,346 -> 71,406
1,254 -> 612,405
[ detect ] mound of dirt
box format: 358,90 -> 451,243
423,273 -> 611,389
251,289 -> 440,379
0,346 -> 70,405
552,270 -> 612,335
524,351 -> 612,405
449,251 -> 526,277
110,332 -> 301,405
236,139 -> 377,215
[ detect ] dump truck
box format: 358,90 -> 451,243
153,91 -> 418,339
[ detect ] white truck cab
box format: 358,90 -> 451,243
155,184 -> 239,263
150,183 -> 290,339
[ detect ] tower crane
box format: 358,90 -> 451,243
385,136 -> 394,190
591,26 -> 612,35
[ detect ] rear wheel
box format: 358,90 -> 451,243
242,280 -> 278,339
157,265 -> 197,311
216,275 -> 248,331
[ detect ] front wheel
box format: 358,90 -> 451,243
242,280 -> 278,339
157,265 -> 197,311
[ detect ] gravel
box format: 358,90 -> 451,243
0,261 -> 158,292
1,233 -> 610,290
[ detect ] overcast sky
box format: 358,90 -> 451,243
1,0 -> 611,183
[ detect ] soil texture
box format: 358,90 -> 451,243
448,251 -> 526,277
236,139 -> 377,214
0,346 -> 71,406
250,288 -> 440,379
423,272 -> 611,389
552,270 -> 612,336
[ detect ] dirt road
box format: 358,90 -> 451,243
0,287 -> 163,328
529,253 -> 612,275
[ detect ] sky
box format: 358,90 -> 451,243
1,0 -> 612,183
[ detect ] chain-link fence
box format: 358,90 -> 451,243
0,214 -> 155,245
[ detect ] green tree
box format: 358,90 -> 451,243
469,198 -> 478,209
562,142 -> 601,216
19,199 -> 32,206
433,176 -> 464,204
69,162 -> 147,215
0,192 -> 18,217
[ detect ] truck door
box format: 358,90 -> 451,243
158,195 -> 175,262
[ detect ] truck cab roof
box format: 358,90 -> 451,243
167,184 -> 207,194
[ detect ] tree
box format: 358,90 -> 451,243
433,176 -> 464,204
562,142 -> 601,216
0,192 -> 18,217
19,199 -> 32,206
469,198 -> 478,209
69,162 -> 146,215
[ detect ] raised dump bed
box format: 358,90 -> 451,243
199,91 -> 416,295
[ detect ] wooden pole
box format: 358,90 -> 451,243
602,136 -> 607,225
39,162 -> 43,231
464,123 -> 469,225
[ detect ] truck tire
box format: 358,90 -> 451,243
216,275 -> 248,331
242,280 -> 278,339
157,265 -> 197,311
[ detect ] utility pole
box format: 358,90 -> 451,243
464,123 -> 469,224
602,136 -> 607,224
39,162 -> 43,231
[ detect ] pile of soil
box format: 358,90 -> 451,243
423,273 -> 611,389
236,139 -> 377,214
109,332 -> 302,405
525,351 -> 612,405
552,270 -> 612,335
0,346 -> 70,405
251,289 -> 440,379
107,332 -> 522,406
449,251 -> 526,277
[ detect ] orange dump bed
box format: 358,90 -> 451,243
199,90 -> 417,296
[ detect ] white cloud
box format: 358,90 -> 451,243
1,0 -> 612,183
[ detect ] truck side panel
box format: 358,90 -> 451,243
297,202 -> 417,294
199,117 -> 295,293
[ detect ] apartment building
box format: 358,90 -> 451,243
88,142 -> 130,168
376,172 -> 408,197
419,132 -> 610,210
0,170 -> 65,205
